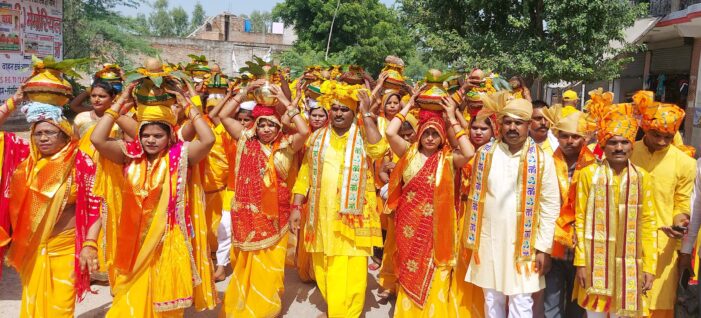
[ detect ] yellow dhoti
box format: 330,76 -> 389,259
394,268 -> 451,318
19,229 -> 76,318
220,235 -> 288,318
312,253 -> 368,318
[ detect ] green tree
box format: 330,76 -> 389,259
171,6 -> 190,36
248,10 -> 273,33
398,0 -> 647,83
191,2 -> 206,32
63,0 -> 156,67
273,0 -> 414,74
149,0 -> 175,37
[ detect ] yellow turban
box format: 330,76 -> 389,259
596,103 -> 638,147
478,91 -> 532,121
584,88 -> 615,122
633,91 -> 685,134
136,105 -> 177,127
542,104 -> 594,137
317,80 -> 365,112
405,113 -> 419,131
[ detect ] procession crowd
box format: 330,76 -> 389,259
0,53 -> 698,318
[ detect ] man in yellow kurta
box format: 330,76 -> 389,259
290,81 -> 386,318
574,106 -> 657,317
628,91 -> 695,318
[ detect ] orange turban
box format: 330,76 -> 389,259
633,90 -> 685,134
596,103 -> 638,147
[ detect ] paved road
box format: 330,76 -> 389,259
0,262 -> 395,317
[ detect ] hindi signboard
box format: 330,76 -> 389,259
0,0 -> 63,105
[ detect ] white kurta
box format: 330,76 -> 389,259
465,142 -> 560,295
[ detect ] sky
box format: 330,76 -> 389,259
119,0 -> 397,17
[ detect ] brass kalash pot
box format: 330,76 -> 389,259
23,55 -> 91,107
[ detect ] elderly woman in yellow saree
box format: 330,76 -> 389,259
1,99 -> 102,317
383,92 -> 478,317
217,81 -> 309,318
91,63 -> 215,317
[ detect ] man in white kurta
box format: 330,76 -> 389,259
464,95 -> 560,318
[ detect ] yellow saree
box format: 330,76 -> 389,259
97,140 -> 216,317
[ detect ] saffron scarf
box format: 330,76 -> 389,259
464,138 -> 543,269
305,124 -> 367,243
551,146 -> 596,258
583,161 -> 643,317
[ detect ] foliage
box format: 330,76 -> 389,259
241,11 -> 273,33
191,2 -> 206,33
273,0 -> 414,74
63,0 -> 156,68
142,0 -> 205,37
171,6 -> 190,37
397,0 -> 647,83
148,0 -> 175,37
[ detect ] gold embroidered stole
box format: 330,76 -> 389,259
464,138 -> 543,270
584,161 -> 643,316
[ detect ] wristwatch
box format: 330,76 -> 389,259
287,108 -> 300,118
363,112 -> 375,119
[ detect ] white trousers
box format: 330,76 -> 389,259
586,310 -> 620,318
483,288 -> 533,318
215,210 -> 232,266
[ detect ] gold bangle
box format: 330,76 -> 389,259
394,113 -> 406,122
6,98 -> 15,112
82,240 -> 98,250
454,130 -> 467,140
104,109 -> 120,121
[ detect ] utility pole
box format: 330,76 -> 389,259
325,0 -> 341,61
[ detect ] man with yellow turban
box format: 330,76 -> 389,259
573,106 -> 657,317
463,92 -> 560,317
629,91 -> 696,318
541,105 -> 595,318
289,80 -> 387,318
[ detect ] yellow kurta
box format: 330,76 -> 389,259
630,142 -> 695,311
573,163 -> 657,315
292,127 -> 387,318
292,128 -> 386,256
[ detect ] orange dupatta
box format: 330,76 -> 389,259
551,146 -> 596,258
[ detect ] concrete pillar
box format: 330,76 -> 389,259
612,79 -> 622,103
686,37 -> 701,148
643,51 -> 652,90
